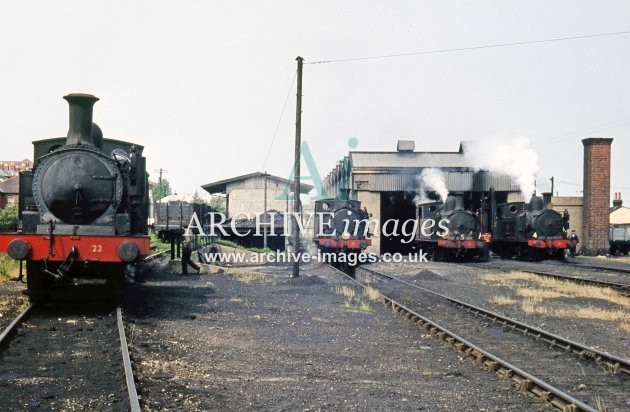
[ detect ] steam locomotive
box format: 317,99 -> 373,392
483,190 -> 573,260
312,198 -> 371,266
0,94 -> 150,301
415,195 -> 489,260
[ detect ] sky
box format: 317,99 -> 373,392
1,1 -> 628,202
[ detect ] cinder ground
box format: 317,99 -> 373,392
370,259 -> 630,359
127,260 -> 543,411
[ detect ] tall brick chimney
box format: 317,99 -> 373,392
582,138 -> 613,255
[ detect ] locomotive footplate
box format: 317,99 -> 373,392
527,239 -> 572,249
0,233 -> 150,263
317,238 -> 371,249
437,239 -> 487,249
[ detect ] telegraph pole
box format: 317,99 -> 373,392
292,56 -> 304,278
263,171 -> 268,249
154,168 -> 168,200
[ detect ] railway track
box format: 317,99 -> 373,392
461,260 -> 630,297
564,259 -> 630,275
0,303 -> 140,411
336,264 -> 630,411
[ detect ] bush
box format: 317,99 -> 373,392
0,204 -> 18,232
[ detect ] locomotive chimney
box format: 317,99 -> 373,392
64,93 -> 99,146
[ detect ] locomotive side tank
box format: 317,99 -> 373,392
0,94 -> 150,301
312,198 -> 371,267
415,195 -> 489,260
490,194 -> 572,260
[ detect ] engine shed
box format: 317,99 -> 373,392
323,141 -> 521,255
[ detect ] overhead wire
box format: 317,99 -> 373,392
531,117 -> 630,148
245,70 -> 298,215
306,30 -> 630,64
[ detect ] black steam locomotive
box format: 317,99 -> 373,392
0,94 -> 150,301
312,198 -> 371,265
415,195 -> 489,260
484,191 -> 573,260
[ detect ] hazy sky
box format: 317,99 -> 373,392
1,1 -> 628,202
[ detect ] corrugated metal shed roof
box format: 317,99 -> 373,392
351,171 -> 518,192
350,151 -> 471,169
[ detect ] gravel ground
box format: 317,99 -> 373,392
126,259 -> 546,411
0,302 -> 128,410
0,277 -> 28,332
369,259 -> 630,360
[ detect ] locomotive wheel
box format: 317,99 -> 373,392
26,261 -> 50,303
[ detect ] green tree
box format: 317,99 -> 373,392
191,189 -> 204,204
0,204 -> 18,231
153,178 -> 172,202
208,195 -> 226,213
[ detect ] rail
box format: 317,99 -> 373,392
117,307 -> 141,412
358,266 -> 630,375
331,265 -> 596,411
0,303 -> 34,348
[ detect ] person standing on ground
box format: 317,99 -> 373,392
182,235 -> 201,274
568,230 -> 579,258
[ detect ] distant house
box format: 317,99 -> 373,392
201,172 -> 314,251
202,172 -> 313,218
0,175 -> 19,209
0,158 -> 32,182
611,192 -> 630,224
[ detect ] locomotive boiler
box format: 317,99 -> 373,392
0,94 -> 150,301
415,195 -> 489,260
312,198 -> 371,266
487,192 -> 573,260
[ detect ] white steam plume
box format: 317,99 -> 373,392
413,168 -> 449,205
464,137 -> 539,202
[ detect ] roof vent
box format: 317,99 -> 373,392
397,140 -> 415,152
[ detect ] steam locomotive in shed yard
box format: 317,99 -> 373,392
415,195 -> 489,260
0,94 -> 150,302
312,198 -> 371,267
482,190 -> 574,261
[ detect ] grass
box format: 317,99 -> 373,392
489,295 -> 517,306
0,253 -> 19,281
215,239 -> 273,254
609,255 -> 630,264
227,269 -> 270,284
593,396 -> 608,412
216,239 -> 246,249
480,271 -> 630,332
363,286 -> 383,302
334,285 -> 356,299
149,232 -> 171,253
334,285 -> 374,313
